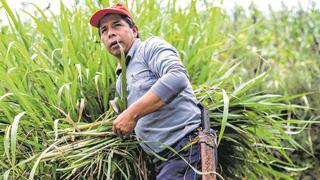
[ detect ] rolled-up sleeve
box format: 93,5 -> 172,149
144,37 -> 189,103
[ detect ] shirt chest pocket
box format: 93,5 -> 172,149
130,71 -> 157,97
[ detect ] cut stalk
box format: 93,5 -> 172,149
118,40 -> 127,111
67,132 -> 114,137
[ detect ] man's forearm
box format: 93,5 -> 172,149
126,90 -> 166,121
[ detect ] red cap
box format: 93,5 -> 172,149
90,3 -> 134,28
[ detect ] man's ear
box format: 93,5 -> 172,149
133,26 -> 139,38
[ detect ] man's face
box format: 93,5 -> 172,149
99,14 -> 138,59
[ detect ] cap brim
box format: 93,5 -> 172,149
90,9 -> 132,28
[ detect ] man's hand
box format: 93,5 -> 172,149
112,109 -> 138,140
112,90 -> 166,140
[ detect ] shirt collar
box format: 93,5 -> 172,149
116,38 -> 141,76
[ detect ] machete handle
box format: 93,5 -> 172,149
197,103 -> 210,131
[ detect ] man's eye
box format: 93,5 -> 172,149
101,29 -> 106,34
115,23 -> 121,27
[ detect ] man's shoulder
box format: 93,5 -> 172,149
141,36 -> 175,51
138,36 -> 178,61
142,36 -> 165,47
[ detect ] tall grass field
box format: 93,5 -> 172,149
0,0 -> 319,179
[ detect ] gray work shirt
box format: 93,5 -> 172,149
116,36 -> 201,153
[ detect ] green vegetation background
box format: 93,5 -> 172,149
0,0 -> 319,179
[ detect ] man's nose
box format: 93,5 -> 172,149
108,28 -> 116,39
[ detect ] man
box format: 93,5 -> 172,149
90,3 -> 201,179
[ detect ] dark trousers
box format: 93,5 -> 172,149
154,131 -> 201,180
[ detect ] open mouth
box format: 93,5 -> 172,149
110,41 -> 118,49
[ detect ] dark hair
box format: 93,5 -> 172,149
98,14 -> 139,38
120,14 -> 135,29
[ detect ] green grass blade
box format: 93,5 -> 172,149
54,119 -> 61,141
0,0 -> 29,47
231,72 -> 267,97
218,89 -> 229,145
107,150 -> 113,180
120,43 -> 127,110
0,92 -> 14,101
11,112 -> 26,166
29,137 -> 68,180
3,170 -> 10,180
4,125 -> 12,164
